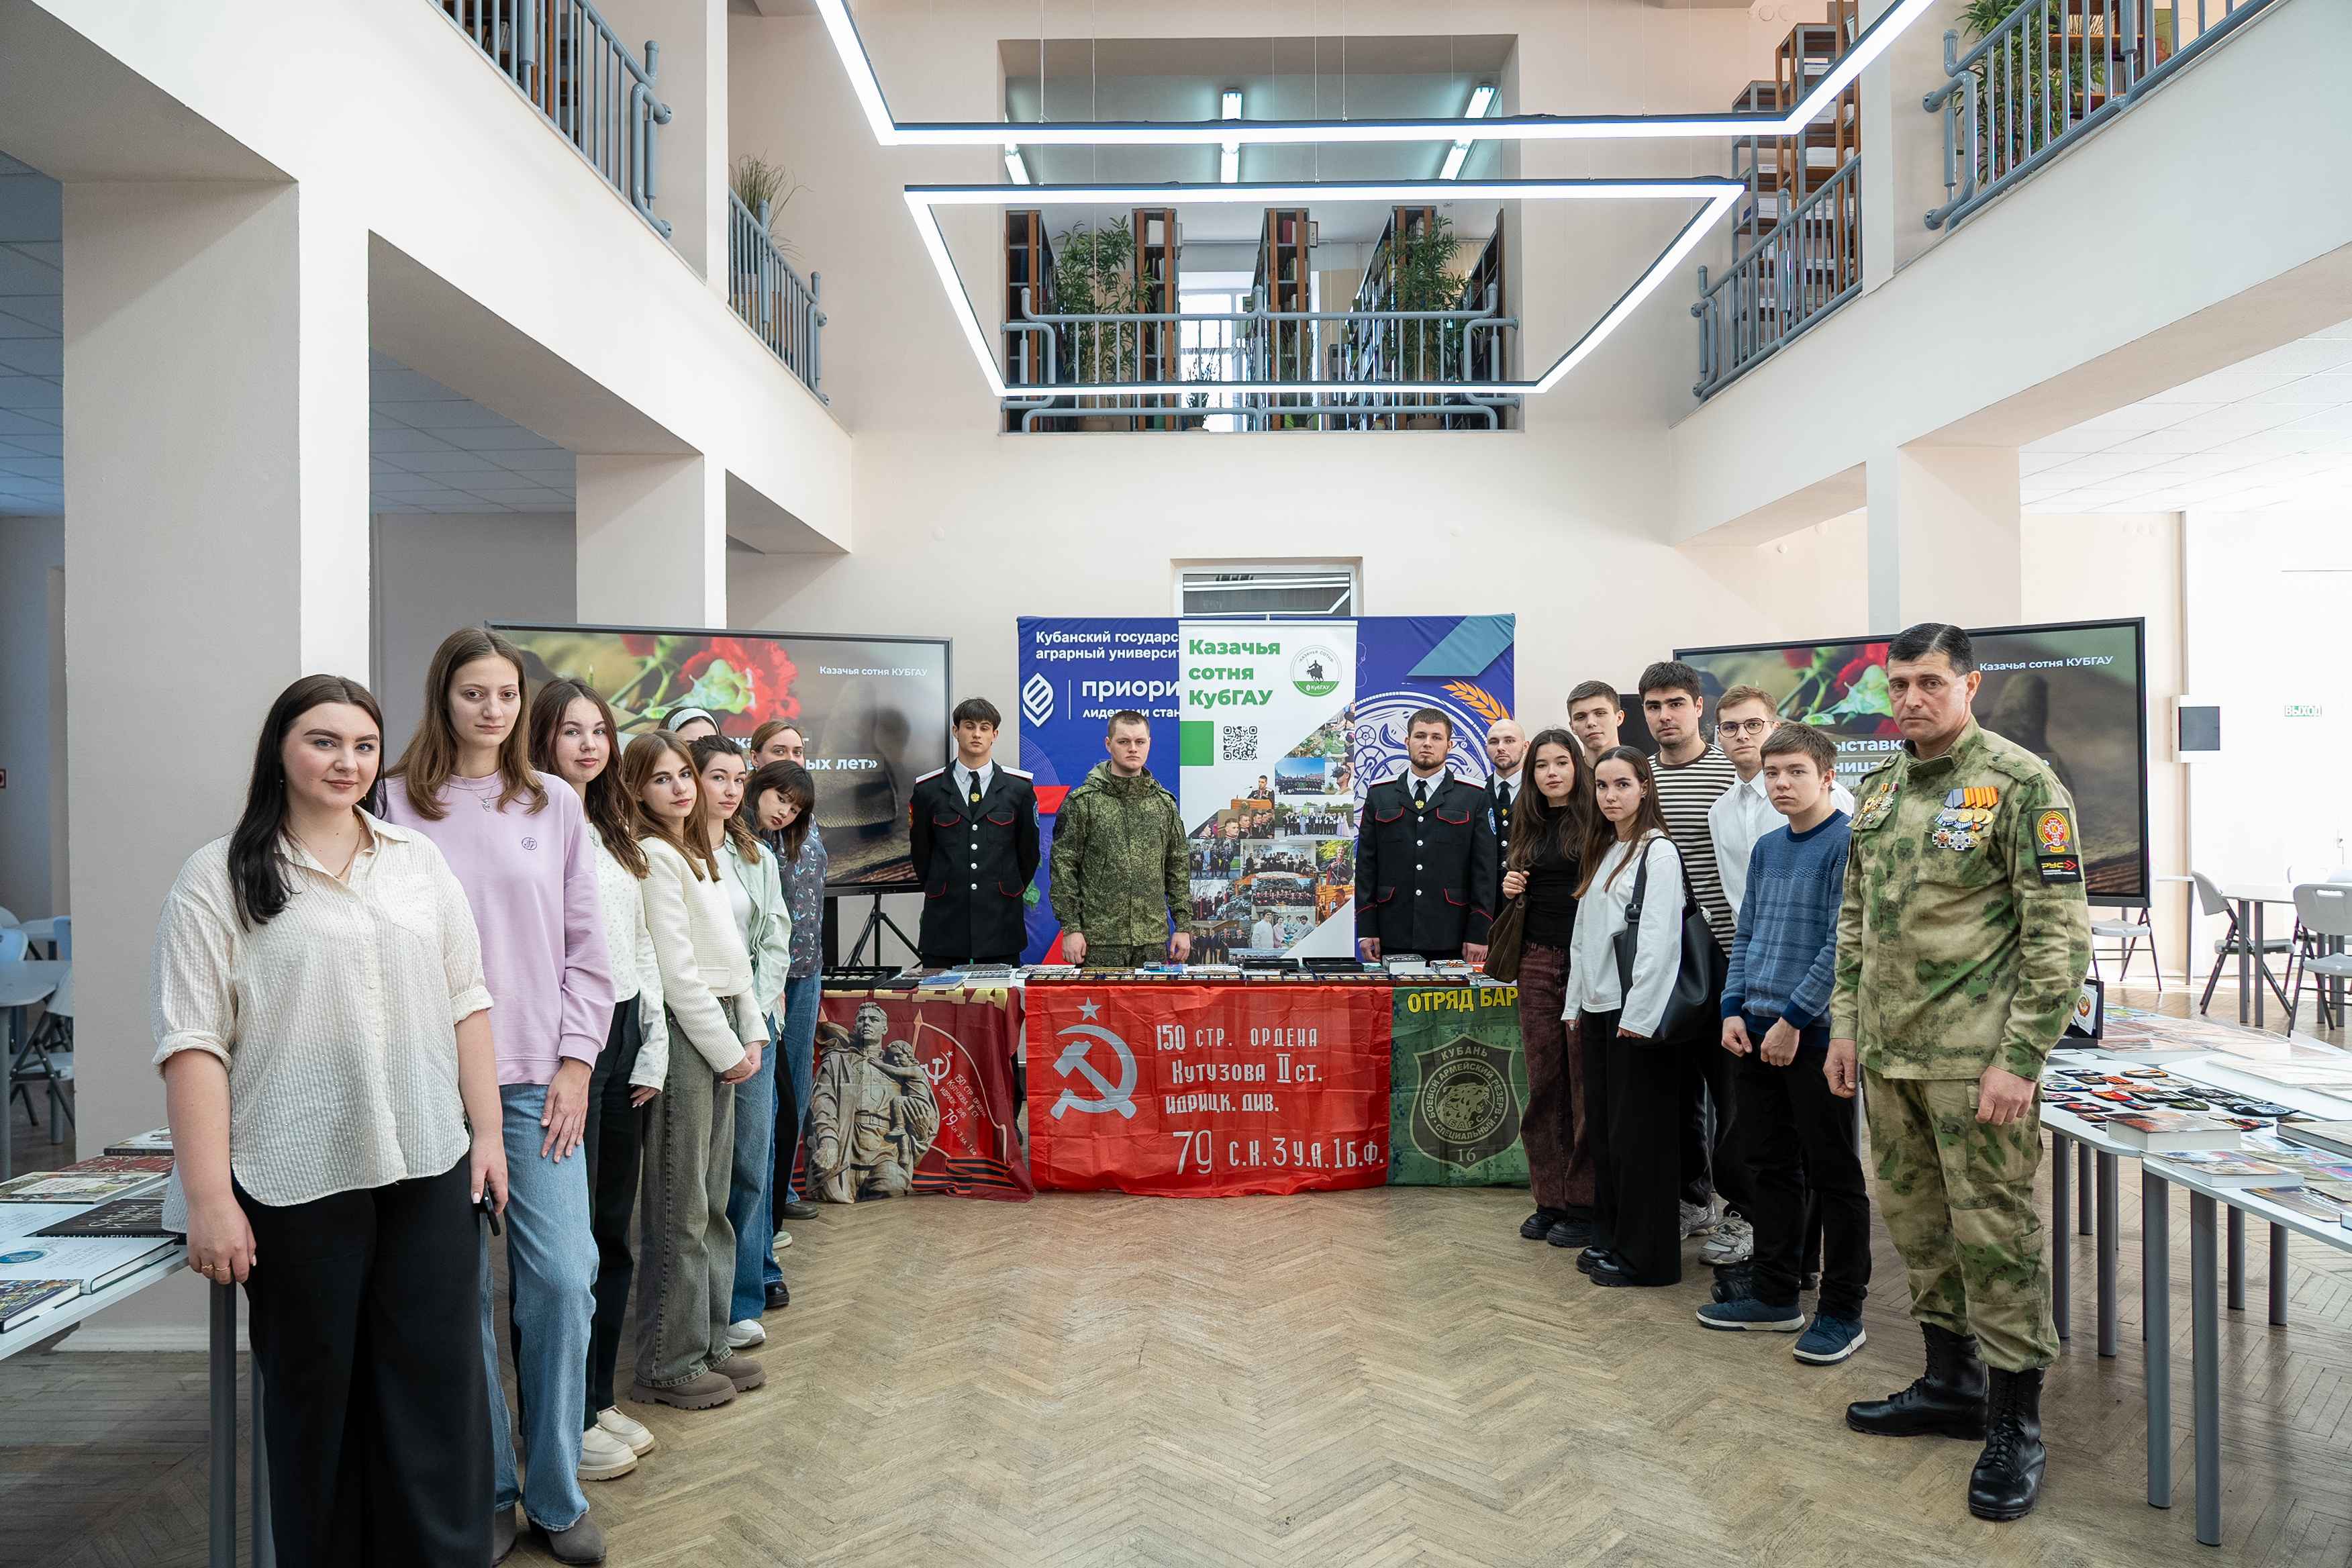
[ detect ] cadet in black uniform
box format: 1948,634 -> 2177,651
1355,707 -> 1500,963
908,697 -> 1040,966
1483,716 -> 1527,891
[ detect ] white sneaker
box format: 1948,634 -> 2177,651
596,1405 -> 655,1456
1700,1213 -> 1755,1265
1678,1199 -> 1719,1239
772,1229 -> 793,1252
578,1423 -> 639,1482
725,1318 -> 767,1349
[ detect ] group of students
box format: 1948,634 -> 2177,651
1497,667 -> 1866,1365
151,627 -> 830,1568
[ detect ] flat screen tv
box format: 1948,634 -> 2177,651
495,623 -> 952,893
1677,618 -> 2150,901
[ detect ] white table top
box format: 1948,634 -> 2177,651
0,959 -> 68,1009
2220,883 -> 2298,904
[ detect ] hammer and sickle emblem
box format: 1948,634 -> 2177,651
1050,1022 -> 1138,1120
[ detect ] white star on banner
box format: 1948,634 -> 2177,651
1078,998 -> 1101,1020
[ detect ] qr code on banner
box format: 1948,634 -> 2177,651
1222,726 -> 1258,763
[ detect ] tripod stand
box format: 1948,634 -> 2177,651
844,893 -> 918,967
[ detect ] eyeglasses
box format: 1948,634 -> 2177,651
1716,719 -> 1773,739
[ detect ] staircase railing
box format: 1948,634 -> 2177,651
727,192 -> 826,401
1926,0 -> 2280,232
438,0 -> 674,238
1692,154 -> 1861,401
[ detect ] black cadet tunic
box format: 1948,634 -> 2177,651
909,763 -> 1041,963
1355,771 -> 1500,958
1486,771 -> 1520,889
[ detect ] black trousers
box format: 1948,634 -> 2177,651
1581,1011 -> 1683,1286
238,1157 -> 491,1568
581,1000 -> 647,1417
1736,1033 -> 1872,1318
1678,1026 -> 1751,1215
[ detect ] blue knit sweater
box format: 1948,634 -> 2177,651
1720,810 -> 1851,1032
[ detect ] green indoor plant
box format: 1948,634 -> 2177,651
730,154 -> 807,262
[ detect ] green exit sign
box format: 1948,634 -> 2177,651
2284,703 -> 2324,720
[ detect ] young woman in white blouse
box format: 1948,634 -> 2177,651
1561,746 -> 1689,1291
155,675 -> 503,1567
686,735 -> 791,1353
529,679 -> 669,1483
621,732 -> 767,1412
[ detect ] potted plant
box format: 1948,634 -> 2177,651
730,154 -> 807,261
1384,213 -> 1469,427
1052,217 -> 1146,429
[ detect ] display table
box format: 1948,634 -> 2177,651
813,983 -> 1032,1199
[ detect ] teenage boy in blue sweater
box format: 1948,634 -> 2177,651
1696,722 -> 1870,1363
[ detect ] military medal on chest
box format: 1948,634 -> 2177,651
1932,785 -> 1998,851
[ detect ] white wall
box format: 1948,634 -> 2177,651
371,512 -> 579,751
0,514 -> 62,922
2182,510 -> 2352,965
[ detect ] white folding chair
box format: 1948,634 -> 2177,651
2285,883 -> 2352,1034
2090,904 -> 2160,993
2191,871 -> 2293,1016
14,966 -> 71,1144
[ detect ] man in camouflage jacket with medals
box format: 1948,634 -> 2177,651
1825,622 -> 2090,1523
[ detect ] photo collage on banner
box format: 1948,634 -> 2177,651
1178,621 -> 1360,961
1016,617 -> 1515,963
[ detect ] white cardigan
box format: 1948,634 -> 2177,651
1561,831 -> 1686,1039
592,838 -> 671,1091
638,835 -> 763,1073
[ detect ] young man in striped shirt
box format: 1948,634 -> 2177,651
1638,660 -> 1748,1259
1697,722 -> 1869,1365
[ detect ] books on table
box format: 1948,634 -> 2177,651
2277,1122 -> 2352,1162
0,1170 -> 166,1206
2250,1186 -> 2352,1224
2105,1111 -> 2245,1154
101,1128 -> 175,1157
2147,1151 -> 2302,1190
0,1279 -> 78,1333
33,1197 -> 174,1240
0,1234 -> 178,1295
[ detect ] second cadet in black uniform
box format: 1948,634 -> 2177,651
1483,716 -> 1528,891
909,697 -> 1040,966
1355,707 -> 1500,962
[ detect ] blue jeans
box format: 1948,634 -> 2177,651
481,1083 -> 595,1531
727,1020 -> 779,1323
777,973 -> 820,1210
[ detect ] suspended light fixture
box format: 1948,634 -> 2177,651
1219,88 -> 1242,185
1440,83 -> 1496,181
1003,144 -> 1030,185
818,0 -> 1935,147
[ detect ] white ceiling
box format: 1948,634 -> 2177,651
0,150 -> 573,518
2022,317 -> 2352,513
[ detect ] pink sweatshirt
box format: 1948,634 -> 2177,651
382,770 -> 614,1085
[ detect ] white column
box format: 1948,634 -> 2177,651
60,180 -> 368,1334
1861,0 -> 1975,289
576,452 -> 727,627
601,0 -> 726,287
1865,442 -> 2022,630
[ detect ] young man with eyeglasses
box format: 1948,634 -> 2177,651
1637,661 -> 1749,1263
1708,686 -> 1855,923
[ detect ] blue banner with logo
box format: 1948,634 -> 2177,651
1014,616 -> 1513,963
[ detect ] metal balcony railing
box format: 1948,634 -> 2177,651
438,0 -> 674,237
1002,288 -> 1520,432
1692,155 -> 1861,401
1926,0 -> 2281,232
727,193 -> 825,401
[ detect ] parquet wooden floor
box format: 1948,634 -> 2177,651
4,985 -> 2349,1568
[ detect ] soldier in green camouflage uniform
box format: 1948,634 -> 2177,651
1048,714 -> 1191,970
1826,624 -> 2089,1524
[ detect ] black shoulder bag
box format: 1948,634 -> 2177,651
1610,838 -> 1728,1042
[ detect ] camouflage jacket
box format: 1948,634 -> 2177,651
1048,763 -> 1192,944
1830,718 -> 2091,1081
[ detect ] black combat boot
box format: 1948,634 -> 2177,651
1967,1367 -> 2047,1520
1845,1323 -> 1989,1439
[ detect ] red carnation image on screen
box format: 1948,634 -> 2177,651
678,636 -> 801,731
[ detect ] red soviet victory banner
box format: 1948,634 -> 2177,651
1027,985 -> 1392,1197
812,985 -> 1034,1201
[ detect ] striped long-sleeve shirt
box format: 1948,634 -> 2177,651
1651,744 -> 1739,951
1720,810 -> 1851,1031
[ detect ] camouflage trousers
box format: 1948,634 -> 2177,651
1862,1072 -> 2057,1373
1080,944 -> 1162,971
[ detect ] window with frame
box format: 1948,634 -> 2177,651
1175,565 -> 1359,618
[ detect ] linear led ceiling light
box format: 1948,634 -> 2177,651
1219,88 -> 1242,184
816,0 -> 1934,147
1003,144 -> 1031,185
1439,82 -> 1495,181
907,177 -> 1742,399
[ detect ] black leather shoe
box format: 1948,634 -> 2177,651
1521,1208 -> 1567,1240
1847,1324 -> 1989,1440
1967,1367 -> 2048,1520
779,1200 -> 821,1221
1587,1254 -> 1662,1288
764,1281 -> 791,1312
1545,1218 -> 1596,1249
1575,1246 -> 1618,1277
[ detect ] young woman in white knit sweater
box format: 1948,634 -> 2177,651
620,731 -> 766,1412
528,680 -> 669,1481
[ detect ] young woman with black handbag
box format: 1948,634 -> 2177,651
1561,746 -> 1694,1288
1500,730 -> 1597,1251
